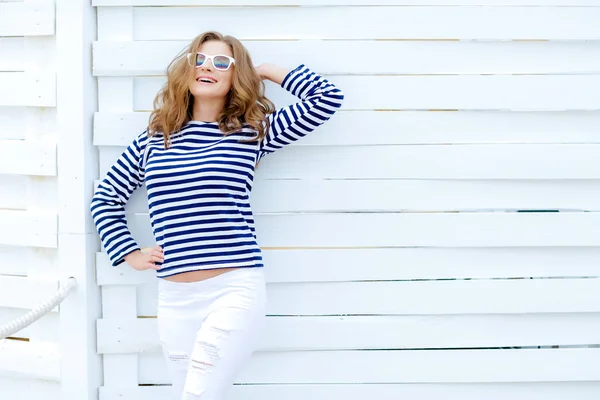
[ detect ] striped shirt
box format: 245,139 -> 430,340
90,64 -> 344,278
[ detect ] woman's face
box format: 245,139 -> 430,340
189,40 -> 234,100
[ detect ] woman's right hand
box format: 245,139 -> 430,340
124,245 -> 164,271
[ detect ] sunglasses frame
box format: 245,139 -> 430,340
186,52 -> 236,71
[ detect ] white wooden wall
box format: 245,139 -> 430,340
92,1 -> 600,400
0,0 -> 61,398
0,0 -> 101,399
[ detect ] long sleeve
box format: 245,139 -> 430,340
259,64 -> 344,156
90,131 -> 148,266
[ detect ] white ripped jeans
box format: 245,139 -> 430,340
157,267 -> 267,400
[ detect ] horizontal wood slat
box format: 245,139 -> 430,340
93,40 -> 600,76
99,382 -> 600,400
138,348 -> 600,383
0,210 -> 57,248
130,6 -> 600,40
97,314 -> 600,354
93,111 -> 600,146
0,2 -> 55,37
0,140 -> 57,176
133,75 -> 600,111
131,277 -> 600,316
0,275 -> 58,311
0,72 -> 56,107
0,340 -> 60,382
93,0 -> 600,5
99,144 -> 600,180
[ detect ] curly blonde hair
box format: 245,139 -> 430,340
148,31 -> 275,148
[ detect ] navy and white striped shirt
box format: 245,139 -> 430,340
91,64 -> 344,278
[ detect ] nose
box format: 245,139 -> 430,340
200,58 -> 214,71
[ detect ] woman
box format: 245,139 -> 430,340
90,31 -> 344,399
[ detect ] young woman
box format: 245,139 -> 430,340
90,31 -> 344,399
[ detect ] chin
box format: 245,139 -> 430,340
191,85 -> 227,98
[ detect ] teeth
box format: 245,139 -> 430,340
198,78 -> 216,83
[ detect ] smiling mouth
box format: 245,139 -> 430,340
197,77 -> 217,84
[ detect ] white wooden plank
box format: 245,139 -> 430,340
139,348 -> 600,384
97,7 -> 132,41
93,110 -> 600,146
0,275 -> 58,310
94,0 -> 600,5
132,7 -> 600,40
0,140 -> 57,176
0,245 -> 56,278
98,78 -> 134,113
135,75 -> 600,111
100,382 -> 600,400
96,247 -> 600,285
119,212 -> 600,252
0,72 -> 56,107
250,180 -> 600,213
0,107 -> 55,140
0,2 -> 55,37
0,37 -> 24,72
0,175 -> 27,210
101,286 -> 140,386
97,313 -> 600,354
0,340 -> 60,381
0,210 -> 57,248
254,145 -> 600,180
104,178 -> 600,215
0,308 -> 59,340
93,40 -> 600,76
135,278 -> 600,316
0,377 -> 59,400
100,144 -> 600,181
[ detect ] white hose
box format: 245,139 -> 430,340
0,277 -> 77,340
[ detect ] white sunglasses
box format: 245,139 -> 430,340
186,52 -> 236,71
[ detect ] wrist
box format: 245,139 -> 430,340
123,249 -> 140,262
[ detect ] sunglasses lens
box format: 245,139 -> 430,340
195,53 -> 206,67
213,56 -> 231,70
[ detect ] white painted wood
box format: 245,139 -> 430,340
0,139 -> 57,176
252,145 -> 600,180
135,75 -> 600,111
101,178 -> 600,214
0,377 -> 59,400
97,6 -> 132,41
132,7 -> 600,40
99,382 -> 600,400
96,247 -> 600,285
0,245 -> 56,279
0,37 -> 24,72
93,110 -> 600,146
93,40 -> 600,76
55,0 -> 104,397
250,180 -> 600,213
0,72 -> 56,107
0,339 -> 60,381
93,0 -> 600,5
97,313 -> 600,354
0,308 -> 59,340
0,210 -> 57,248
133,277 -> 600,317
0,275 -> 58,310
117,212 -> 600,251
100,144 -> 600,181
101,286 -> 140,387
0,175 -> 27,210
0,107 -> 55,140
0,1 -> 55,37
139,348 -> 600,384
